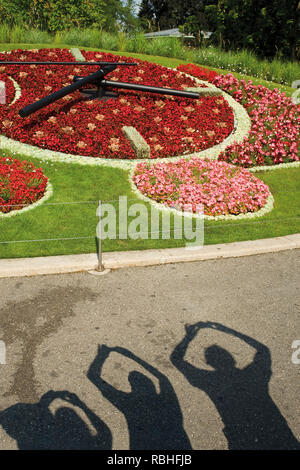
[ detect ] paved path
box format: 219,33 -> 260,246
0,250 -> 299,450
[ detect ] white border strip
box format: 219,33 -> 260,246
69,48 -> 86,61
249,161 -> 300,172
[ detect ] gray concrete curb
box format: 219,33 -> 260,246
0,233 -> 299,278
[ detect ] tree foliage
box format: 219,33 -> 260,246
205,0 -> 299,59
138,0 -> 215,31
101,0 -> 140,32
138,0 -> 300,59
0,0 -> 105,30
0,0 -> 139,32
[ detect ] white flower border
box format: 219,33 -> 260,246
0,181 -> 53,219
69,48 -> 86,62
249,161 -> 300,172
8,76 -> 21,105
128,165 -> 274,221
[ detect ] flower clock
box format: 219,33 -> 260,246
0,48 -> 235,160
0,50 -> 298,219
0,156 -> 50,217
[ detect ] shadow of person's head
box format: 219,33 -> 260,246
205,345 -> 236,371
128,371 -> 157,396
0,403 -> 53,439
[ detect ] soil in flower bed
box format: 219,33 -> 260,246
0,156 -> 48,213
177,64 -> 300,167
0,48 -> 234,159
133,158 -> 271,216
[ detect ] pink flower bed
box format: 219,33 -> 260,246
177,64 -> 300,167
0,49 -> 234,159
133,158 -> 271,216
0,156 -> 48,213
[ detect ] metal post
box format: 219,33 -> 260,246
98,200 -> 103,272
89,199 -> 110,276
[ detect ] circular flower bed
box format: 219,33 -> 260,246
177,64 -> 300,167
0,48 -> 234,159
133,158 -> 271,217
0,156 -> 48,214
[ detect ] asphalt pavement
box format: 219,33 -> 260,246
0,250 -> 299,450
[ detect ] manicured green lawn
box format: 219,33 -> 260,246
0,43 -> 299,259
0,150 -> 299,259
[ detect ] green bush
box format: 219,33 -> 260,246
127,33 -> 148,54
98,31 -> 118,51
0,23 -> 11,43
58,29 -> 83,46
116,32 -> 128,52
9,25 -> 25,43
24,29 -> 52,44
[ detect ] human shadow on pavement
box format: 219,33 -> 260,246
170,321 -> 300,450
0,390 -> 112,450
87,345 -> 192,450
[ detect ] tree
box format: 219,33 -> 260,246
45,0 -> 106,31
0,0 -> 106,30
138,0 -> 216,31
139,0 -> 173,30
100,0 -> 140,32
115,0 -> 141,33
180,13 -> 210,46
205,0 -> 299,59
138,0 -> 299,58
0,0 -> 45,28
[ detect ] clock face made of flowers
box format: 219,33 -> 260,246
0,48 -> 235,160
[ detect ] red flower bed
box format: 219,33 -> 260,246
0,156 -> 48,213
177,64 -> 300,167
177,64 -> 219,82
0,49 -> 234,159
134,158 -> 271,216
